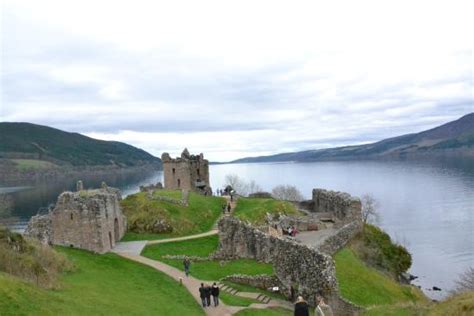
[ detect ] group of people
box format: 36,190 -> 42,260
198,283 -> 220,307
222,202 -> 232,214
283,225 -> 298,237
294,295 -> 333,316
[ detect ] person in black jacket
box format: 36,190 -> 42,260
204,284 -> 212,307
211,282 -> 220,306
294,296 -> 309,316
199,283 -> 207,307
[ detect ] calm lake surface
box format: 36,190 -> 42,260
2,159 -> 473,299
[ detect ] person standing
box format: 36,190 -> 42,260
205,284 -> 212,307
183,258 -> 191,277
315,295 -> 333,316
211,282 -> 220,306
227,203 -> 231,213
294,296 -> 309,316
199,283 -> 207,307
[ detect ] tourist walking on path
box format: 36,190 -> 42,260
183,258 -> 191,277
199,283 -> 207,307
315,295 -> 333,316
205,284 -> 212,307
294,296 -> 309,316
222,203 -> 227,214
211,282 -> 220,306
227,203 -> 231,213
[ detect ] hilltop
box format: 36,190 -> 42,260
0,122 -> 161,181
231,113 -> 474,163
0,122 -> 161,167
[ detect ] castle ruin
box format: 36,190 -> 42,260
161,148 -> 212,195
25,182 -> 126,254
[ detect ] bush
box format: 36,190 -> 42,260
352,224 -> 412,277
0,225 -> 73,288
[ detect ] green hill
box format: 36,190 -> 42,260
231,113 -> 474,163
0,122 -> 161,167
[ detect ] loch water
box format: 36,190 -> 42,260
1,158 -> 473,299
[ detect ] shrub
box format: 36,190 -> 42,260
271,185 -> 304,201
0,225 -> 73,288
352,224 -> 412,277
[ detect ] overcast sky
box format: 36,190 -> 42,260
1,0 -> 473,161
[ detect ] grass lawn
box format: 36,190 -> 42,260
220,292 -> 260,307
12,159 -> 57,171
222,281 -> 287,301
233,197 -> 303,225
121,190 -> 225,241
334,248 -> 427,307
162,258 -> 273,281
0,247 -> 204,316
142,235 -> 219,258
234,307 -> 293,315
142,235 -> 273,281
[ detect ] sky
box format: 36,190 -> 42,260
1,0 -> 473,161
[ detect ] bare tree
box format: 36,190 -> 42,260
247,180 -> 263,195
224,174 -> 262,197
452,267 -> 474,293
361,193 -> 381,225
271,185 -> 304,201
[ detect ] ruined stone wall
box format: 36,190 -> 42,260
317,221 -> 363,255
312,189 -> 362,227
217,217 -> 362,315
26,185 -> 127,254
161,149 -> 211,194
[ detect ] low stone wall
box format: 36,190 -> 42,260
222,274 -> 282,291
317,220 -> 362,255
278,215 -> 321,232
148,193 -> 188,206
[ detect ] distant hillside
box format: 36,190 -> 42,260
0,122 -> 161,167
231,113 -> 474,163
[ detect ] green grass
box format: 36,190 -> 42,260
362,305 -> 427,316
142,235 -> 273,281
234,307 -> 293,316
233,197 -> 303,225
221,281 -> 287,301
220,292 -> 260,307
12,159 -> 58,171
334,248 -> 427,307
0,247 -> 204,316
142,235 -> 219,258
161,258 -> 273,281
121,190 -> 225,240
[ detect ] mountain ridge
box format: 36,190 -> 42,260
230,113 -> 474,164
0,122 -> 161,168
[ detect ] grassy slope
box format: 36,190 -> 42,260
121,191 -> 225,241
0,247 -> 203,316
142,235 -> 273,281
334,248 -> 426,307
234,308 -> 293,316
220,292 -> 260,307
12,159 -> 58,171
233,197 -> 303,225
0,122 -> 160,167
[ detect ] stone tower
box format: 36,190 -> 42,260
161,148 -> 212,195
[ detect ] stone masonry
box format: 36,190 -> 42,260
216,217 -> 362,315
161,148 -> 212,195
312,188 -> 362,227
25,182 -> 126,254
